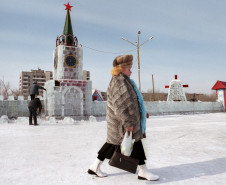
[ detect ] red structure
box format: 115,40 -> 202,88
212,80 -> 226,90
212,80 -> 226,112
92,89 -> 104,101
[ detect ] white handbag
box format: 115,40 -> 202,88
121,131 -> 135,156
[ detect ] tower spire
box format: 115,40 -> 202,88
63,3 -> 74,45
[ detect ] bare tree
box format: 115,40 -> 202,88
0,79 -> 11,99
11,89 -> 20,99
0,77 -> 20,100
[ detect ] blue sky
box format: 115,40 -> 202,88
0,0 -> 226,94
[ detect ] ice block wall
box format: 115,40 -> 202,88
53,45 -> 83,80
44,79 -> 92,117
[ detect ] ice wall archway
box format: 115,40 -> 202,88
61,86 -> 83,116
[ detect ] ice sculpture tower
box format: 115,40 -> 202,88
165,75 -> 188,101
44,3 -> 92,117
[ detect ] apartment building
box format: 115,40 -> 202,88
83,70 -> 90,80
19,69 -> 90,99
19,68 -> 53,99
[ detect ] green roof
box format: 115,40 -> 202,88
63,10 -> 74,45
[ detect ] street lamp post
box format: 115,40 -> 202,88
122,31 -> 153,92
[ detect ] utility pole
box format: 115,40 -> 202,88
122,31 -> 153,92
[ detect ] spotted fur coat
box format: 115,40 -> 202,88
106,73 -> 144,145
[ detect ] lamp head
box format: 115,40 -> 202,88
149,36 -> 154,40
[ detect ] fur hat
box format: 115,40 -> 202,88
113,54 -> 133,68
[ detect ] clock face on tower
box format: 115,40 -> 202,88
64,55 -> 78,68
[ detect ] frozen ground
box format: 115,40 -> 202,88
0,113 -> 226,185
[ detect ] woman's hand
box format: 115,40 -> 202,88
126,126 -> 133,132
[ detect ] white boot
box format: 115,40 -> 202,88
88,158 -> 107,177
138,164 -> 159,181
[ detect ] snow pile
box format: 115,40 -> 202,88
16,117 -> 29,124
63,117 -> 75,124
8,118 -> 16,124
49,117 -> 56,123
0,115 -> 8,123
37,117 -> 43,124
89,115 -> 97,122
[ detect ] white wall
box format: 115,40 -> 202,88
144,101 -> 224,115
0,98 -> 44,118
0,100 -> 31,117
91,101 -> 106,116
0,99 -> 223,118
90,101 -> 224,116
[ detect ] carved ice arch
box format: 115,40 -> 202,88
61,86 -> 83,116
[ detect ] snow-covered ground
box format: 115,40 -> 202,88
0,113 -> 226,185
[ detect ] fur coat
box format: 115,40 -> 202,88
106,73 -> 144,145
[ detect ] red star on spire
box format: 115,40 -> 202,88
64,2 -> 73,11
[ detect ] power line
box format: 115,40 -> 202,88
81,44 -> 136,54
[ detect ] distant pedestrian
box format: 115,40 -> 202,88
28,98 -> 42,126
29,81 -> 46,100
88,54 -> 159,181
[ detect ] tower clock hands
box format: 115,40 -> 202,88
65,55 -> 77,68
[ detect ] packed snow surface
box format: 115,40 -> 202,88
0,113 -> 226,185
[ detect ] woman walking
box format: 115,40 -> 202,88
88,54 -> 159,181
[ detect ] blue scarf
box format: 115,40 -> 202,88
129,79 -> 146,134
